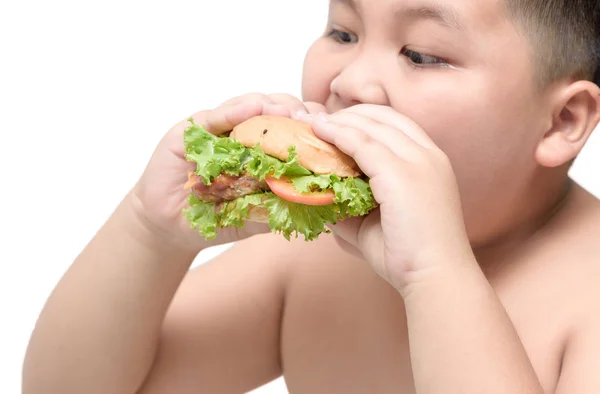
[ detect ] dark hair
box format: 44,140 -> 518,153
505,0 -> 600,87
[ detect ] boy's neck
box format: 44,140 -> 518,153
472,173 -> 576,272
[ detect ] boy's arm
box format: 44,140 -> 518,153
136,235 -> 291,394
555,317 -> 600,393
22,193 -> 289,394
403,263 -> 545,394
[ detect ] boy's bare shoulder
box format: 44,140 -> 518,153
538,186 -> 600,393
504,184 -> 600,337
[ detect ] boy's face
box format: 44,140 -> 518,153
302,0 -> 553,244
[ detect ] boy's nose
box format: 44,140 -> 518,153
329,54 -> 388,107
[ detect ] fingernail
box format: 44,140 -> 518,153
316,112 -> 329,122
264,103 -> 291,116
292,109 -> 307,120
295,111 -> 313,122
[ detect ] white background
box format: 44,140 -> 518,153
1,1 -> 598,393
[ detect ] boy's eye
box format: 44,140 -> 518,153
401,48 -> 448,67
326,29 -> 358,44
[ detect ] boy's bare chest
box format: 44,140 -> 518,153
278,252 -> 568,394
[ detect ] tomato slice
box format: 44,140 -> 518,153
265,176 -> 335,206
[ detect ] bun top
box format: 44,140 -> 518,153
230,115 -> 362,177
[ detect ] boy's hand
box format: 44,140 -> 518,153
299,104 -> 474,294
132,93 -> 327,252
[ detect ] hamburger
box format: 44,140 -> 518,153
182,115 -> 377,241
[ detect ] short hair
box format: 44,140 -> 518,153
505,0 -> 600,88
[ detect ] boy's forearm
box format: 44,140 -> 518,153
403,261 -> 544,394
23,193 -> 199,394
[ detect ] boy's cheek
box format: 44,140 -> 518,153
301,40 -> 343,104
301,75 -> 329,104
401,80 -> 534,155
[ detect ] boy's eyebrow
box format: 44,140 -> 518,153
333,0 -> 465,32
399,3 -> 465,31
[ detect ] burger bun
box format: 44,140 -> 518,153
230,115 -> 362,177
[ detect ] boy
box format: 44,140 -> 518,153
22,0 -> 600,393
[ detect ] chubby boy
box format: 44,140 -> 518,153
23,0 -> 600,393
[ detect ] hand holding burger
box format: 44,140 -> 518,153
131,93 -> 331,251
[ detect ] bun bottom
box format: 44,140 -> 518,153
246,205 -> 270,223
213,196 -> 270,224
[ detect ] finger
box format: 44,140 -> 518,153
268,93 -> 311,117
328,215 -> 366,252
202,93 -> 311,134
301,113 -> 403,181
260,103 -> 296,117
329,210 -> 383,267
332,232 -> 364,259
299,101 -> 328,116
200,101 -> 267,134
326,111 -> 418,159
339,104 -> 436,149
219,93 -> 309,117
195,101 -> 291,135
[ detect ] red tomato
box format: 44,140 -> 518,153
265,176 -> 335,206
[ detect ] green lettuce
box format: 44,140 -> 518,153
183,193 -> 267,240
263,194 -> 341,241
183,120 -> 249,184
182,120 -> 377,241
291,175 -> 374,217
184,192 -> 341,242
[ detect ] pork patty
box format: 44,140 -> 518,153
189,173 -> 268,203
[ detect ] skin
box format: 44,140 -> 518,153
22,0 -> 600,393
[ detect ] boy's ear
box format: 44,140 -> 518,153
536,80 -> 600,168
